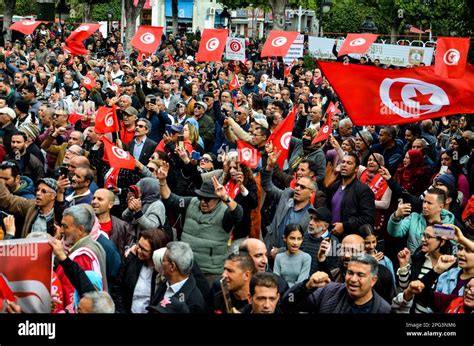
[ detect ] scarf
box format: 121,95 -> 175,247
137,178 -> 161,214
396,149 -> 426,191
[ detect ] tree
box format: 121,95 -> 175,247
124,0 -> 147,53
2,0 -> 17,42
171,0 -> 178,35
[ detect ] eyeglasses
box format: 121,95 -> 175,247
234,111 -> 243,116
465,285 -> 474,294
421,232 -> 438,240
295,183 -> 312,190
136,124 -> 147,129
200,158 -> 211,163
195,105 -> 204,110
147,166 -> 156,173
36,188 -> 54,194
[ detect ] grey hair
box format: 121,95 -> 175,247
120,94 -> 132,103
71,131 -> 85,144
167,241 -> 194,276
413,138 -> 428,149
356,130 -> 373,145
138,118 -> 152,131
81,291 -> 115,313
339,118 -> 353,128
350,253 -> 379,277
63,205 -> 95,233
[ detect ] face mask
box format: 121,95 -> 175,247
302,138 -> 312,148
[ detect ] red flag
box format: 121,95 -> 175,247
0,239 -> 52,313
167,52 -> 176,65
325,101 -> 340,118
284,60 -> 295,78
9,20 -> 42,35
131,26 -> 164,54
110,81 -> 121,95
95,105 -> 119,133
237,140 -> 261,169
229,73 -> 240,91
318,61 -> 474,126
435,37 -> 470,78
196,29 -> 229,62
233,96 -> 239,108
266,105 -> 297,169
66,23 -> 100,56
68,112 -> 82,125
409,26 -> 424,34
81,74 -> 97,90
261,31 -> 299,57
312,115 -> 333,144
338,33 -> 378,57
101,136 -> 135,170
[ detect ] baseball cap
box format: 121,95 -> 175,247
0,107 -> 16,120
195,101 -> 207,112
308,207 -> 332,224
170,124 -> 184,133
37,178 -> 58,193
124,107 -> 138,116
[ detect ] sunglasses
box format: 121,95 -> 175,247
147,166 -> 156,173
136,124 -> 147,128
197,196 -> 213,202
234,111 -> 243,115
195,105 -> 204,110
200,158 -> 211,163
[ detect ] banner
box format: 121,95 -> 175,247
283,34 -> 304,65
225,37 -> 246,62
0,239 -> 52,313
308,36 -> 435,67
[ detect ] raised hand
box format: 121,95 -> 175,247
318,238 -> 331,262
397,247 -> 411,268
378,166 -> 391,180
434,255 -> 457,274
48,238 -> 67,261
306,271 -> 331,290
212,176 -> 227,200
156,161 -> 170,180
394,200 -> 411,219
3,214 -> 16,236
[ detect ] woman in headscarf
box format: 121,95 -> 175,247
394,149 -> 430,197
359,153 -> 392,232
122,178 -> 166,234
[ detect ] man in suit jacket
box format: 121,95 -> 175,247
148,241 -> 206,313
126,118 -> 158,165
162,83 -> 181,114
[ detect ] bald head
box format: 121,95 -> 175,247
70,156 -> 90,168
240,238 -> 268,272
341,234 -> 365,268
91,189 -> 115,216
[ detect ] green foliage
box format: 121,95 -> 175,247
14,0 -> 38,16
90,0 -> 122,21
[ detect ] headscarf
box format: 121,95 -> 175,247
137,178 -> 161,214
395,149 -> 426,192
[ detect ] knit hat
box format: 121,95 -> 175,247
20,123 -> 40,140
435,173 -> 456,197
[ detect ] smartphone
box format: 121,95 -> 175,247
59,165 -> 68,178
220,277 -> 234,314
401,191 -> 411,204
376,239 -> 385,253
433,224 -> 455,239
439,166 -> 449,175
191,151 -> 201,161
177,135 -> 185,149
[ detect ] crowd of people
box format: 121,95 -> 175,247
0,23 -> 473,314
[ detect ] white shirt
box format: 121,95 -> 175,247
131,265 -> 154,313
163,277 -> 189,300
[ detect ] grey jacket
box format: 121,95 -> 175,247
288,138 -> 326,183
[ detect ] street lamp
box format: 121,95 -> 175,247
318,0 -> 332,37
361,16 -> 378,33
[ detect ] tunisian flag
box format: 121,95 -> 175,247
318,61 -> 474,126
100,136 -> 135,170
9,20 -> 42,35
434,37 -> 470,78
81,74 -> 97,91
261,31 -> 299,57
66,23 -> 100,55
95,105 -> 119,133
196,29 -> 229,62
237,140 -> 261,169
131,26 -> 164,54
338,33 -> 378,57
229,73 -> 240,91
0,239 -> 52,313
266,105 -> 297,169
312,114 -> 333,144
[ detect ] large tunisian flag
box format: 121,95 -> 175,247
196,29 -> 229,62
131,26 -> 164,54
66,23 -> 101,56
0,239 -> 52,313
261,31 -> 299,57
318,61 -> 474,126
337,33 -> 378,56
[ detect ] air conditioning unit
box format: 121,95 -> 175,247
207,8 -> 216,16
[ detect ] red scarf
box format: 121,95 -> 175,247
225,180 -> 240,200
360,170 -> 389,200
446,296 -> 465,314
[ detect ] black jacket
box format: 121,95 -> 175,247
112,254 -> 158,313
149,274 -> 206,313
126,137 -> 158,165
327,178 -> 375,235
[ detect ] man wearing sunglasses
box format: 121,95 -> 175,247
159,163 -> 243,284
193,100 -> 214,152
